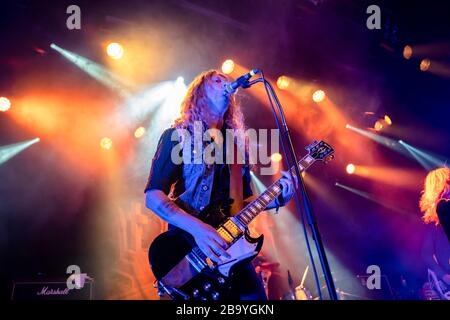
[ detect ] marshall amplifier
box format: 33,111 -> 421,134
11,277 -> 94,300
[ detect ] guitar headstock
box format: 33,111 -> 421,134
305,140 -> 335,163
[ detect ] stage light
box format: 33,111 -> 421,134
362,112 -> 391,132
0,138 -> 40,165
312,90 -> 326,103
0,97 -> 11,112
335,182 -> 409,215
384,115 -> 392,126
276,76 -> 290,90
175,76 -> 185,90
346,164 -> 356,175
345,124 -> 350,129
374,120 -> 383,131
221,59 -> 235,74
100,137 -> 113,150
399,140 -> 447,170
33,47 -> 47,55
420,59 -> 431,71
403,45 -> 413,59
106,42 -> 124,60
271,152 -> 282,162
176,76 -> 184,85
134,127 -> 146,138
51,43 -> 129,96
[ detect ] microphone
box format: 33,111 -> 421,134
225,68 -> 261,94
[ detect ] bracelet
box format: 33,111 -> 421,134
274,198 -> 281,213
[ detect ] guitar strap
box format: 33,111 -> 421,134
229,162 -> 243,216
228,131 -> 249,216
229,133 -> 245,216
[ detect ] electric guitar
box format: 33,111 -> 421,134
422,269 -> 450,300
148,140 -> 334,300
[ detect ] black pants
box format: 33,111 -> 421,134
228,262 -> 267,300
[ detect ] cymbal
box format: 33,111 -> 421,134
256,270 -> 283,277
257,262 -> 280,269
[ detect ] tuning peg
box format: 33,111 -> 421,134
306,140 -> 319,150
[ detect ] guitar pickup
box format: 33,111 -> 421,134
222,220 -> 243,238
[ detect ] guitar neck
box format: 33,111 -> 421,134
234,154 -> 317,227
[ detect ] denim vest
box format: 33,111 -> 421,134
170,127 -> 228,216
176,161 -> 218,213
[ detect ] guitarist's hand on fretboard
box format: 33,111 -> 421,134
278,170 -> 299,204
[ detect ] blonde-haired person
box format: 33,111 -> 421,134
420,167 -> 450,238
145,70 -> 297,300
419,167 -> 450,296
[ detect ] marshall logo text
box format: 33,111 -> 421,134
37,286 -> 70,296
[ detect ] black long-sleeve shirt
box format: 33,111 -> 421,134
437,199 -> 450,242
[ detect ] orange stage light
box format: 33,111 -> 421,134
134,127 -> 146,138
106,42 -> 124,60
312,90 -> 326,103
276,76 -> 290,90
374,120 -> 383,131
403,45 -> 413,59
351,166 -> 423,190
100,137 -> 113,150
384,115 -> 392,126
271,152 -> 282,162
420,59 -> 431,71
346,164 -> 356,175
221,59 -> 235,74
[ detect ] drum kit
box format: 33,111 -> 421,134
254,261 -> 366,300
254,261 -> 280,299
254,262 -> 314,300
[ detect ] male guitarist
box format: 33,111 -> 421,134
144,69 -> 297,300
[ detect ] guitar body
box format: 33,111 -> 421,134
423,269 -> 450,300
149,227 -> 263,300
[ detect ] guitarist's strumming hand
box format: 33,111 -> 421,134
146,189 -> 231,263
190,222 -> 231,263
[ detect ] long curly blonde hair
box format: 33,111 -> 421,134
419,167 -> 450,225
173,69 -> 245,133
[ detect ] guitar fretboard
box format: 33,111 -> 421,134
235,154 -> 315,227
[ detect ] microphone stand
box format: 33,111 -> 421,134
245,76 -> 338,300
